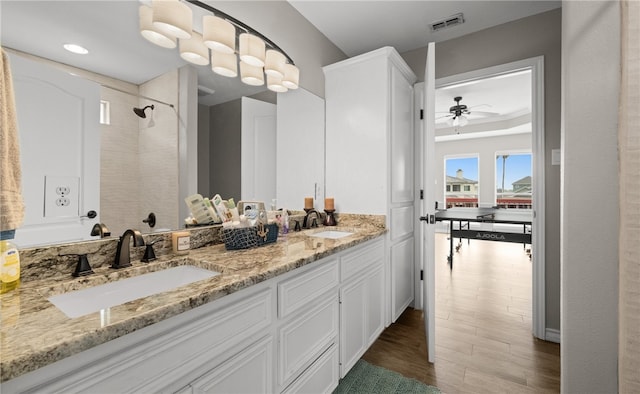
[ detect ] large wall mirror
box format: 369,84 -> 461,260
1,1 -> 324,247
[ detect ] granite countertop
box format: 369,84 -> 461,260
0,222 -> 386,382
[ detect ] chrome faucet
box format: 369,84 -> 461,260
112,229 -> 145,269
303,209 -> 321,229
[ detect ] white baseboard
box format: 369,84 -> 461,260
545,328 -> 561,343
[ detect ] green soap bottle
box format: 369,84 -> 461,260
0,240 -> 21,294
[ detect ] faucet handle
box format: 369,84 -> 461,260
72,254 -> 94,277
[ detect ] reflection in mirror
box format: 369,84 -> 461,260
1,1 -> 309,248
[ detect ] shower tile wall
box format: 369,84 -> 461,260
101,69 -> 179,236
139,70 -> 180,232
100,86 -> 140,235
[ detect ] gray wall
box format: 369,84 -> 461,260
207,99 -> 242,200
561,1 -> 619,391
197,104 -> 210,195
401,8 -> 562,332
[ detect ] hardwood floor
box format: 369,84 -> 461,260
362,233 -> 560,393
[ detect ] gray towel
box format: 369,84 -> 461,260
0,48 -> 25,231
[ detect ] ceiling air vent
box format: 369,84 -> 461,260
430,13 -> 465,32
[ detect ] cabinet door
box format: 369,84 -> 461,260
366,265 -> 385,346
189,336 -> 273,394
391,237 -> 415,322
339,276 -> 367,377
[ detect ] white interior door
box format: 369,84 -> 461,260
421,42 -> 436,363
241,97 -> 276,203
10,52 -> 100,247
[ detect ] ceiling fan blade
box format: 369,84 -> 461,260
468,103 -> 492,110
468,110 -> 500,117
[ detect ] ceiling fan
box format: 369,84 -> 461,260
437,96 -> 498,127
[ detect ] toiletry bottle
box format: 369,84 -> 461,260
282,209 -> 289,234
0,240 -> 20,294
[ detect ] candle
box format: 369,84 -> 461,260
304,197 -> 314,210
325,197 -> 334,210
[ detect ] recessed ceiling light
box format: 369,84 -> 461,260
63,43 -> 89,55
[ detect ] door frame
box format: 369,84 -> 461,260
415,56 -> 546,340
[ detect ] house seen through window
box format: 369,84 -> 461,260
445,156 -> 479,208
496,153 -> 532,209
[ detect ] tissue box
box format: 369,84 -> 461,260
221,223 -> 278,250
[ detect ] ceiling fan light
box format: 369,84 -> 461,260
179,32 -> 209,66
239,33 -> 265,67
264,50 -> 285,78
212,52 -> 238,77
203,15 -> 235,54
267,74 -> 288,92
282,64 -> 299,89
240,61 -> 264,86
152,0 -> 192,40
446,117 -> 454,127
139,5 -> 177,49
458,115 -> 468,127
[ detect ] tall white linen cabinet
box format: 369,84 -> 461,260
324,47 -> 417,324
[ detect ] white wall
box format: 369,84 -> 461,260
561,1 -> 620,392
435,133 -> 531,205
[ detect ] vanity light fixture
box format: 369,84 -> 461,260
282,63 -> 300,90
240,61 -> 264,86
203,15 -> 235,54
264,50 -> 286,78
139,0 -> 300,90
211,51 -> 238,77
152,0 -> 192,40
179,32 -> 209,66
63,43 -> 89,55
139,5 -> 177,49
239,33 -> 265,67
267,74 -> 288,93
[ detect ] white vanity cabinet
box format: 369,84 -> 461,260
324,47 -> 417,324
339,237 -> 386,377
4,238 -> 387,394
2,285 -> 275,394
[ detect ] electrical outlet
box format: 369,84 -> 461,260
45,176 -> 79,218
56,186 -> 70,196
56,197 -> 70,206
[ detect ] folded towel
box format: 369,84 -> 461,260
0,48 -> 25,231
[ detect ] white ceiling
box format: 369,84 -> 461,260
0,0 -> 559,110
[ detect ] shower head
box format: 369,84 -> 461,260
133,105 -> 154,118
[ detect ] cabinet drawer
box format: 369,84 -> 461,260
282,344 -> 339,394
278,258 -> 339,318
189,336 -> 273,394
278,295 -> 339,388
340,237 -> 385,281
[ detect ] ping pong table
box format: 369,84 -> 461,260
435,208 -> 532,269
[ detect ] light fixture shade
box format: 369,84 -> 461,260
458,115 -> 468,127
239,33 -> 265,67
240,61 -> 264,86
264,50 -> 286,78
267,74 -> 288,92
202,15 -> 235,54
282,64 -> 299,89
212,52 -> 238,77
139,5 -> 177,49
152,0 -> 192,40
180,32 -> 209,66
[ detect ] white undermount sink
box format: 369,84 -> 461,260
309,230 -> 354,239
48,265 -> 220,318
